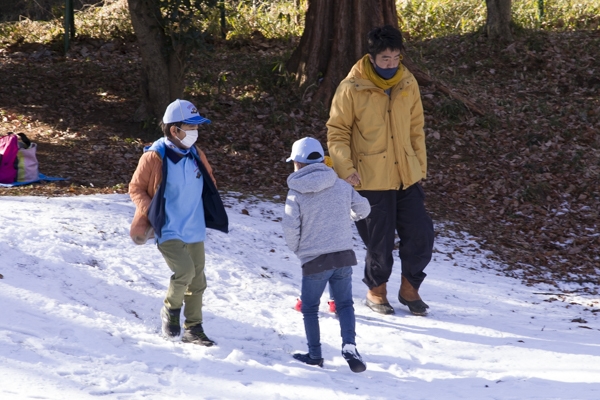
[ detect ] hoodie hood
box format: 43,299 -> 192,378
287,163 -> 338,194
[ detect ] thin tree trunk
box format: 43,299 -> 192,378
127,0 -> 186,121
486,0 -> 513,42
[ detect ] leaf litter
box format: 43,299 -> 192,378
0,29 -> 598,302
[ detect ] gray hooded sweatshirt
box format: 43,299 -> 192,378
283,163 -> 371,266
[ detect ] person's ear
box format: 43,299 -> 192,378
368,54 -> 375,65
169,125 -> 178,137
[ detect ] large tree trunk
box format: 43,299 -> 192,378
485,0 -> 513,42
287,0 -> 397,108
288,0 -> 486,115
127,0 -> 186,121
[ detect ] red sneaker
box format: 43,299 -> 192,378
294,298 -> 302,312
328,300 -> 337,314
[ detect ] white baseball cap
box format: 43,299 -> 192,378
162,99 -> 211,125
286,137 -> 324,164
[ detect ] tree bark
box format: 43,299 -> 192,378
289,0 -> 486,116
287,0 -> 397,108
127,0 -> 186,121
485,0 -> 513,42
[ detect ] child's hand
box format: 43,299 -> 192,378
344,172 -> 361,186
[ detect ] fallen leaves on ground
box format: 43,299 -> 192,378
0,30 -> 598,296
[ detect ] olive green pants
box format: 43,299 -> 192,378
158,240 -> 206,329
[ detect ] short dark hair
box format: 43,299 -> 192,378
160,121 -> 182,137
367,25 -> 404,57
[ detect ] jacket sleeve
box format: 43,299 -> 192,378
350,188 -> 371,222
282,191 -> 301,253
129,152 -> 156,216
197,147 -> 217,187
129,152 -> 161,244
326,83 -> 357,180
410,82 -> 427,178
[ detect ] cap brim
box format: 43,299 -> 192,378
286,156 -> 293,162
183,115 -> 211,124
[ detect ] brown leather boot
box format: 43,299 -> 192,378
366,283 -> 394,315
398,275 -> 429,316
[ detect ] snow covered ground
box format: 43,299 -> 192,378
0,193 -> 599,400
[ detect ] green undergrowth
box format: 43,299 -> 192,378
398,0 -> 599,40
1,0 -> 598,48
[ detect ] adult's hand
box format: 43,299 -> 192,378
344,172 -> 361,186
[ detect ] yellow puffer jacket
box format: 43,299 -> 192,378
326,57 -> 427,191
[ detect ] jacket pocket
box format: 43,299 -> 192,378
355,151 -> 388,188
404,147 -> 423,184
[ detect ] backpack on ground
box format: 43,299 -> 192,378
0,133 -> 18,183
0,132 -> 39,183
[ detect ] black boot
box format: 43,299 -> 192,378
182,324 -> 216,347
160,306 -> 181,340
399,275 -> 429,316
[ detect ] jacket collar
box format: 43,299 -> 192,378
345,57 -> 415,93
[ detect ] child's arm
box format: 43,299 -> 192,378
350,189 -> 371,221
129,152 -> 156,213
129,152 -> 161,244
282,192 -> 301,252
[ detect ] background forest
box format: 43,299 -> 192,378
0,0 -> 599,300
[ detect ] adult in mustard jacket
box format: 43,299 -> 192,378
327,25 -> 434,316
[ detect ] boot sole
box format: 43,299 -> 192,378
398,294 -> 429,316
182,337 -> 215,347
346,359 -> 367,373
365,298 -> 395,315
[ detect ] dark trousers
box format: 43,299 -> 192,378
355,184 -> 434,291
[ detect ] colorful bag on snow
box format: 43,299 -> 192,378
0,133 -> 18,183
15,133 -> 39,182
0,132 -> 39,183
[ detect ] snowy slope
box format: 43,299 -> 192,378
0,193 -> 599,400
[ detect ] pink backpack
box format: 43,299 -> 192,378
0,133 -> 19,183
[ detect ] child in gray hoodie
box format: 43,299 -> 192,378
282,137 -> 371,373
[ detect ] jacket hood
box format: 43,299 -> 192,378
287,163 -> 338,194
145,138 -> 198,158
146,137 -> 167,155
348,56 -> 368,80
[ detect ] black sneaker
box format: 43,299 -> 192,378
293,353 -> 324,368
160,306 -> 181,340
342,344 -> 366,373
182,324 -> 216,347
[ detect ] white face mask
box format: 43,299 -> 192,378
177,128 -> 198,148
